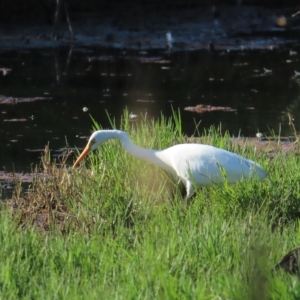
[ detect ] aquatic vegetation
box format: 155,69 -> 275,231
2,110 -> 300,299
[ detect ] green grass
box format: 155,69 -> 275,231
2,110 -> 300,299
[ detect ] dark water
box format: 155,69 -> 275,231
1,45 -> 300,173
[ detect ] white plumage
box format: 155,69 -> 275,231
73,130 -> 267,198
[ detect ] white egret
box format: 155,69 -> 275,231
73,130 -> 267,198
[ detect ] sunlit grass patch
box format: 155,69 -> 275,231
9,109 -> 300,231
3,109 -> 300,298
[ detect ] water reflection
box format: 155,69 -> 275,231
1,45 -> 300,172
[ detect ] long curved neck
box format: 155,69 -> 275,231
112,131 -> 172,172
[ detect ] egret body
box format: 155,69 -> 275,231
73,130 -> 267,198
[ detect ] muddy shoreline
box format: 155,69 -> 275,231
1,5 -> 300,52
0,136 -> 298,184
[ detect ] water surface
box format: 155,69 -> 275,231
1,45 -> 300,172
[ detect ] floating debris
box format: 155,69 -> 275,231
294,71 -> 300,77
82,107 -> 89,112
0,171 -> 42,183
3,118 -> 27,122
137,57 -> 171,64
263,67 -> 272,73
0,68 -> 11,76
102,73 -> 132,77
101,73 -> 117,77
0,95 -> 52,105
252,68 -> 273,77
292,10 -> 300,17
88,56 -> 115,62
2,182 -> 15,190
184,104 -> 237,114
25,148 -> 52,152
136,99 -> 155,103
129,113 -> 138,120
233,62 -> 249,66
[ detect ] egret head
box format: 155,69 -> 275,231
72,131 -> 105,168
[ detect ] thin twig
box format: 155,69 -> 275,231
292,10 -> 300,17
287,113 -> 299,143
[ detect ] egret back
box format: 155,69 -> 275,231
162,144 -> 266,186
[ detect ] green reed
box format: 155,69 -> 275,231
1,110 -> 300,299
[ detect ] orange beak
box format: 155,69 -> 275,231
73,143 -> 92,168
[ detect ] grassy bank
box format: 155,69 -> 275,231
2,111 -> 300,299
